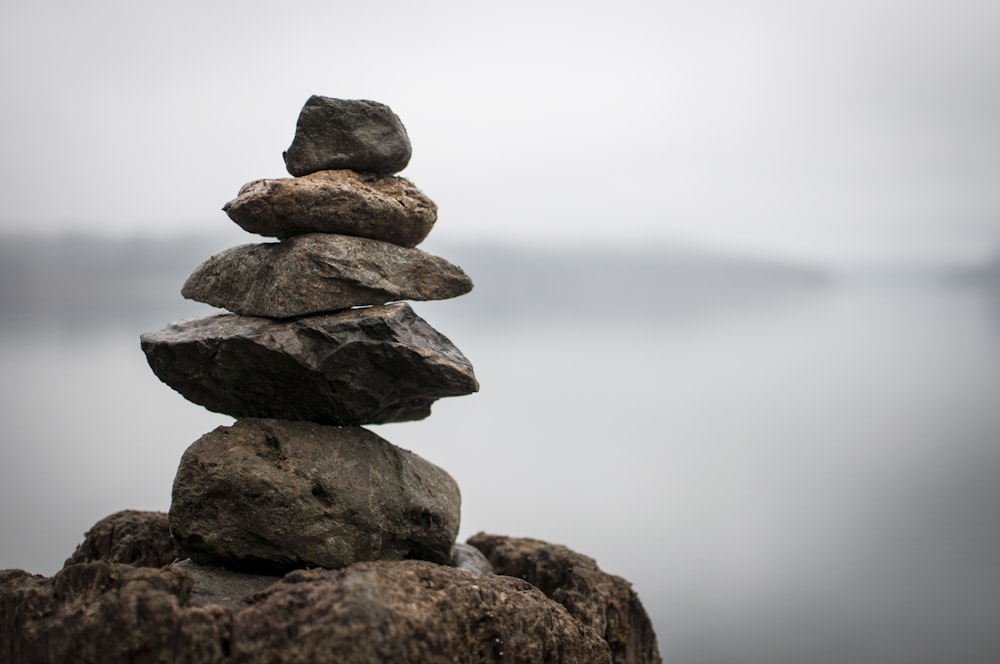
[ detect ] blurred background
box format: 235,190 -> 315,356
2,1 -> 1000,662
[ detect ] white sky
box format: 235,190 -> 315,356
2,0 -> 999,266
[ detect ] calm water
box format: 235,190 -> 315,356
1,242 -> 999,663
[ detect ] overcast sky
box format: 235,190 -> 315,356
2,0 -> 999,266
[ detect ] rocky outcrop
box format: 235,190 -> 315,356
223,170 -> 436,245
170,419 -> 461,573
0,559 -> 613,664
140,302 -> 478,425
469,533 -> 662,664
181,233 -> 472,318
0,563 -> 232,664
64,509 -> 180,568
235,562 -> 612,663
283,96 -> 412,176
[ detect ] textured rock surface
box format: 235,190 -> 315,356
0,562 -> 232,664
283,96 -> 412,176
170,418 -> 462,573
140,302 -> 478,425
234,562 -> 611,663
1,560 -> 612,663
182,233 -> 473,318
469,533 -> 662,664
173,560 -> 281,611
64,509 -> 180,568
223,170 -> 436,246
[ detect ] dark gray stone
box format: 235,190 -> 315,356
139,302 -> 478,425
468,533 -> 663,664
169,418 -> 461,573
450,541 -> 494,575
64,509 -> 180,568
283,96 -> 411,176
181,233 -> 473,318
0,560 -> 613,663
223,169 -> 437,246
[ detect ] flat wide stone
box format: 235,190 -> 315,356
223,170 -> 436,246
283,96 -> 411,176
181,234 -> 473,318
139,302 -> 478,425
170,419 -> 462,572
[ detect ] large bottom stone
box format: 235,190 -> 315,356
170,418 -> 461,573
139,301 -> 478,425
0,560 -> 612,664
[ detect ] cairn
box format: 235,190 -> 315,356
0,97 -> 662,663
140,96 -> 479,573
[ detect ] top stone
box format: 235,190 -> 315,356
283,97 -> 412,176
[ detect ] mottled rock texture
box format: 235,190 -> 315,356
182,233 -> 473,318
170,418 -> 461,573
223,170 -> 436,246
1,560 -> 612,663
283,96 -> 412,176
0,562 -> 231,664
233,562 -> 612,663
140,302 -> 478,425
469,533 -> 662,664
64,509 -> 180,568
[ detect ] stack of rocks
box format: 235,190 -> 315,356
140,96 -> 479,573
0,97 -> 663,664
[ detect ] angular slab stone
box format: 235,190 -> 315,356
170,419 -> 461,573
223,169 -> 436,246
283,96 -> 412,176
181,234 -> 473,318
139,302 -> 478,425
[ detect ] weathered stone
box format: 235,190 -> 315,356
469,533 -> 663,664
65,509 -> 491,579
223,170 -> 437,246
232,562 -> 612,663
170,418 -> 461,573
182,233 -> 473,318
0,562 -> 232,664
139,302 -> 478,425
64,509 -> 181,568
283,96 -> 412,176
1,560 -> 612,663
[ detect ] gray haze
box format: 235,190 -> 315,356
2,1 -> 1000,265
2,237 -> 1000,662
2,1 -> 1000,660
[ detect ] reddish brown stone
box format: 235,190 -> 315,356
223,170 -> 436,246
